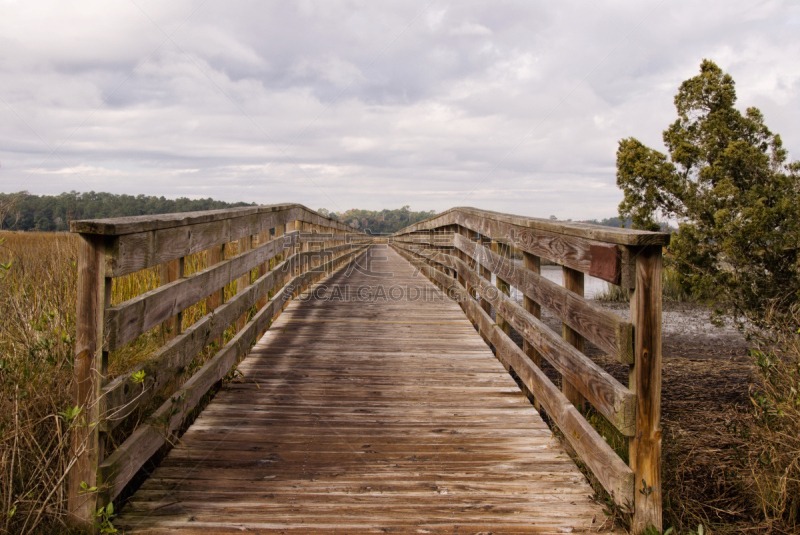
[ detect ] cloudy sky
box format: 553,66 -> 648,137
0,1 -> 798,219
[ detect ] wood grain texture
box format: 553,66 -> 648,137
101,208 -> 364,278
105,232 -> 301,351
454,233 -> 634,364
395,244 -> 635,436
205,244 -> 225,348
523,250 -> 543,411
561,266 -> 585,410
392,207 -> 670,247
115,245 -> 620,534
159,258 -> 183,342
101,244 -> 366,431
255,230 -> 271,310
235,234 -> 253,332
492,240 -> 512,335
394,211 -> 650,288
71,204 -> 359,236
393,245 -> 635,508
67,234 -> 109,527
99,246 -> 368,500
629,246 -> 663,533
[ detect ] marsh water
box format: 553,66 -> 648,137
493,264 -> 608,299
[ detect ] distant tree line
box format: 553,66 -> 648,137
580,216 -> 632,228
318,206 -> 437,235
0,190 -> 642,236
0,191 -> 255,231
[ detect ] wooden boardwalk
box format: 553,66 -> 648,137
116,245 -> 616,534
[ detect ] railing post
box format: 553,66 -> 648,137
271,224 -> 286,324
256,228 -> 271,311
160,257 -> 183,341
478,234 -> 492,316
68,234 -> 110,526
235,234 -> 253,332
206,244 -> 225,348
562,266 -> 585,409
491,239 -> 511,336
456,226 -> 471,314
522,250 -> 542,410
629,245 -> 663,533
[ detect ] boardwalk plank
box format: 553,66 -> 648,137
116,245 -> 620,534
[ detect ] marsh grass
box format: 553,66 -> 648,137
747,319 -> 800,532
0,232 -> 78,534
0,232 -> 260,534
3,231 -> 798,535
595,264 -> 697,303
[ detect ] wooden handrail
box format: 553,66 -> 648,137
69,203 -> 666,533
391,209 -> 668,534
394,206 -> 669,246
393,207 -> 669,288
68,204 -> 368,527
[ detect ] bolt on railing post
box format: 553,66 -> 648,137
629,245 -> 663,533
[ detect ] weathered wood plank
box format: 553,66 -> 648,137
395,244 -> 635,435
100,244 -> 366,431
98,246 -> 368,499
71,204 -> 359,236
403,252 -> 634,507
255,229 -> 271,311
159,257 -> 183,342
106,212 -> 273,277
104,231 -> 301,351
630,246 -> 663,533
103,208 -> 363,277
393,206 -> 670,247
562,266 -> 585,409
114,245 -> 619,534
67,234 -> 109,527
492,239 -> 512,336
453,234 -> 634,364
523,249 -> 543,410
235,234 -> 253,332
454,211 -> 625,284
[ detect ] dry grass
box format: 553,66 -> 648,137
0,232 -> 78,534
747,320 -> 800,532
595,264 -> 696,303
0,231 -> 256,534
3,231 -> 798,535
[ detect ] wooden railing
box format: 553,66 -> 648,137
67,204 -> 369,526
391,207 -> 670,534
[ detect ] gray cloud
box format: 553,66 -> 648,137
1,0 -> 798,220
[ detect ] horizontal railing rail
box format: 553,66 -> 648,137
391,207 -> 669,534
68,204 -> 370,526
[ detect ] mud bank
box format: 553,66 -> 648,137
502,295 -> 756,528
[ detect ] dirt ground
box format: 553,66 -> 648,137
504,297 -> 758,531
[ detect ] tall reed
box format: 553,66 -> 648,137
0,232 -> 239,533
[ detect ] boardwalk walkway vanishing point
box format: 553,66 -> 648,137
68,205 -> 669,533
116,246 -> 614,533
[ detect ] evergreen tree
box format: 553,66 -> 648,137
616,60 -> 800,325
